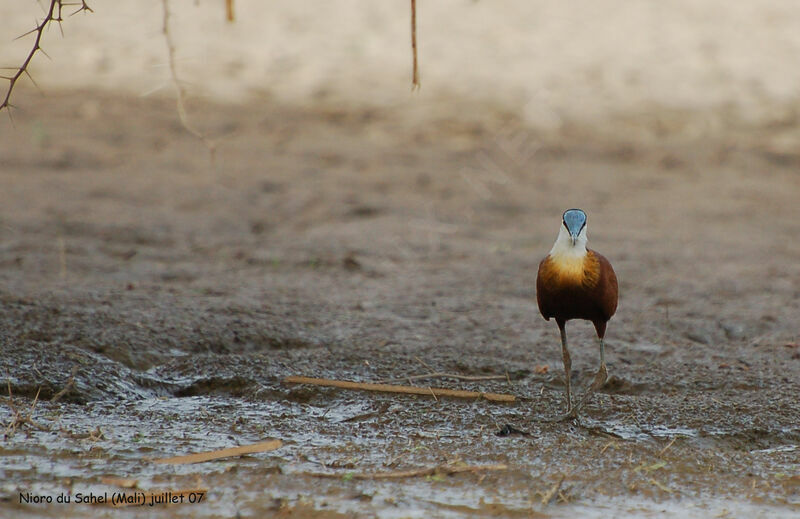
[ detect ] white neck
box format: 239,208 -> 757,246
549,225 -> 588,258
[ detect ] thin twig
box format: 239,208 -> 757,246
161,0 -> 217,159
57,236 -> 67,279
284,376 -> 516,403
658,437 -> 677,457
410,0 -> 420,89
427,386 -> 438,401
413,356 -> 434,371
309,463 -> 507,480
50,365 -> 79,403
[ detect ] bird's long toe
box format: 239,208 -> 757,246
574,364 -> 608,413
542,409 -> 579,423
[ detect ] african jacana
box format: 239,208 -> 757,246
536,209 -> 618,418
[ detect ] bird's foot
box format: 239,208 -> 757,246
573,364 -> 608,414
554,411 -> 579,422
542,405 -> 579,423
589,364 -> 608,391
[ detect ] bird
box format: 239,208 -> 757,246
536,208 -> 618,419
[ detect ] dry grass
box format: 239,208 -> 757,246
3,381 -> 48,439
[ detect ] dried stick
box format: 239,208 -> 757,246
309,463 -> 507,480
379,372 -> 509,384
1,1 -> 93,115
410,0 -> 420,89
225,0 -> 235,22
284,376 -> 516,403
161,0 -> 217,158
153,439 -> 282,464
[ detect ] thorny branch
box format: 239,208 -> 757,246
0,0 -> 93,115
4,0 -> 419,120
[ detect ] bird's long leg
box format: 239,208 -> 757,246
574,338 -> 609,413
558,321 -> 573,415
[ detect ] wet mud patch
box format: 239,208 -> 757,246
0,343 -> 169,403
2,378 -> 799,517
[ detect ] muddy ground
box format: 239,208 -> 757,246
0,90 -> 799,518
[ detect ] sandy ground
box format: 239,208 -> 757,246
1,2 -> 800,518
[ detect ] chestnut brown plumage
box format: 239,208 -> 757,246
536,209 -> 618,418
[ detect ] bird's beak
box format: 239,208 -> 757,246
570,232 -> 578,246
